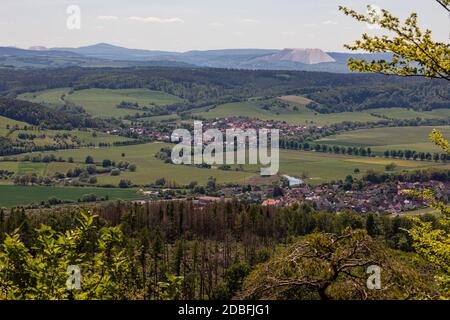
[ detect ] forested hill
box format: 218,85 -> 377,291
0,98 -> 106,129
0,67 -> 448,112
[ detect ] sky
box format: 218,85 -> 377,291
0,0 -> 449,52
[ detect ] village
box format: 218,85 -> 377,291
108,116 -> 318,142
137,177 -> 449,216
275,180 -> 449,214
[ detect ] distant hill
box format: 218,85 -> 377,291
0,47 -> 82,58
255,48 -> 336,65
51,44 -> 392,72
52,43 -> 175,60
1,43 -> 393,73
0,45 -> 196,69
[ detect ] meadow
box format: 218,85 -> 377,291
6,142 -> 449,187
366,108 -> 450,120
18,88 -> 68,108
194,98 -> 382,126
0,185 -> 142,207
19,88 -> 184,118
0,116 -> 29,136
5,90 -> 450,195
13,143 -> 256,186
0,122 -> 134,148
0,161 -> 79,183
316,126 -> 450,153
18,89 -> 450,126
9,128 -> 134,147
192,95 -> 450,127
249,149 -> 450,185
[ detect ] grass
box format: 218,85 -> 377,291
17,162 -> 47,175
17,143 -> 257,186
0,185 -> 143,208
138,114 -> 180,122
20,88 -> 184,118
0,116 -> 29,136
8,128 -> 133,147
280,95 -> 314,105
12,142 -> 450,187
316,126 -> 450,153
195,97 -> 382,126
0,161 -> 80,183
195,96 -> 450,127
18,88 -> 69,108
397,207 -> 440,217
276,150 -> 449,185
363,108 -> 450,120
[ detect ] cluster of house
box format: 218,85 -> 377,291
202,117 -> 314,137
105,116 -> 320,144
135,179 -> 449,215
267,180 -> 450,214
107,127 -> 172,141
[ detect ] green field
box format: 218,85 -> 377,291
19,89 -> 450,125
0,125 -> 133,146
195,97 -> 381,126
8,142 -> 450,187
19,88 -> 184,118
139,114 -> 181,122
18,88 -> 68,108
316,126 -> 450,153
365,108 -> 450,120
0,161 -> 80,182
277,150 -> 450,184
0,185 -> 142,207
9,128 -> 133,147
196,96 -> 450,126
233,149 -> 450,185
0,116 -> 29,136
16,143 -> 256,186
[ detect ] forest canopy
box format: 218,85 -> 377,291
0,67 -> 448,114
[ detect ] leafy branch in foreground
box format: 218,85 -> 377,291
430,129 -> 450,154
0,211 -> 131,300
342,0 -> 450,298
402,130 -> 450,299
339,2 -> 450,80
436,0 -> 450,12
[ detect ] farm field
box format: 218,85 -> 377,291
8,142 -> 450,187
193,95 -> 450,126
138,114 -> 180,122
0,116 -> 29,136
9,128 -> 133,146
316,126 -> 450,153
194,99 -> 381,126
18,88 -> 69,108
0,185 -> 142,207
17,89 -> 450,126
16,143 -> 257,186
0,161 -> 79,182
362,108 -> 450,120
19,88 -> 184,118
1,123 -> 134,147
267,149 -> 449,185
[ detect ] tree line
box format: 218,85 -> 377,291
0,199 -> 443,299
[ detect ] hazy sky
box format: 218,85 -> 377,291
1,0 -> 448,52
